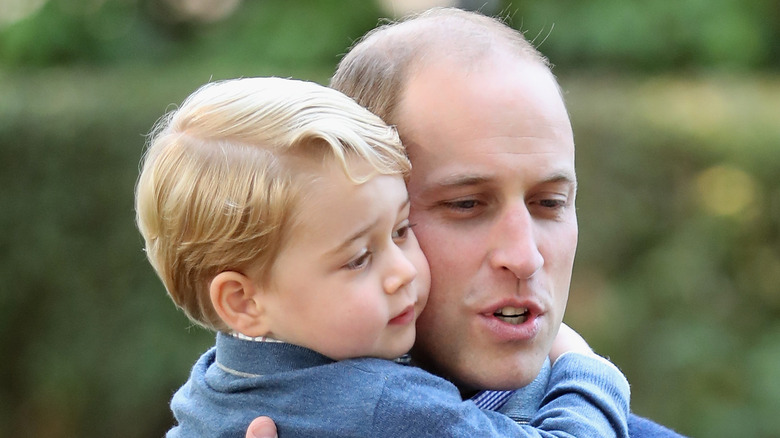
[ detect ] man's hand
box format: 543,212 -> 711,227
549,322 -> 594,364
245,416 -> 278,438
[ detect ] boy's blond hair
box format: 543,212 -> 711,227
135,77 -> 409,331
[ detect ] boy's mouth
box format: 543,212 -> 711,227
493,306 -> 530,325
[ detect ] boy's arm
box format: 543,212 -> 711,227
530,352 -> 630,437
403,323 -> 629,437
366,353 -> 629,437
243,324 -> 630,438
527,323 -> 630,437
243,359 -> 628,438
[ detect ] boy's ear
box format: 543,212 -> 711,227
209,271 -> 271,337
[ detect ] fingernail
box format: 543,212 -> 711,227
249,421 -> 277,438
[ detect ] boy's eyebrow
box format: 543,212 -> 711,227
326,197 -> 411,256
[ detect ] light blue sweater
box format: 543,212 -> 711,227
167,332 -> 629,437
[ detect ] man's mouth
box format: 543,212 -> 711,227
493,306 -> 530,325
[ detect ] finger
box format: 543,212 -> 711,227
246,416 -> 278,438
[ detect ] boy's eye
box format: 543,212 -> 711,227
392,221 -> 411,240
344,250 -> 371,270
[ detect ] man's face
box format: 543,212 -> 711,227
398,54 -> 578,392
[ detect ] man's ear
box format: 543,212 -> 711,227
210,271 -> 271,337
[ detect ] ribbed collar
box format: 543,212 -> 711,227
215,332 -> 334,377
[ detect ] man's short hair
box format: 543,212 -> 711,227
331,7 -> 550,127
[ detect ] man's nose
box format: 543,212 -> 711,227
383,244 -> 418,294
488,203 -> 544,279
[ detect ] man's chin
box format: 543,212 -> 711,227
452,362 -> 546,396
411,342 -> 549,394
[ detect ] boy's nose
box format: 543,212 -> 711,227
383,245 -> 418,294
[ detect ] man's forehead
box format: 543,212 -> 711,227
397,58 -> 569,131
404,133 -> 575,165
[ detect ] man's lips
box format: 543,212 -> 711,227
389,305 -> 416,325
477,300 -> 545,341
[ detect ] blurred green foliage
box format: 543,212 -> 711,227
563,72 -> 780,437
508,0 -> 780,71
1,1 -> 778,437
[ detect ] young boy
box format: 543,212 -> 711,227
136,77 -> 630,437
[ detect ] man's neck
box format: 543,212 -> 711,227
459,387 -> 479,400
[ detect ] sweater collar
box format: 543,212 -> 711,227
215,331 -> 334,377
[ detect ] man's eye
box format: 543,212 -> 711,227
444,199 -> 479,210
538,199 -> 566,209
344,250 -> 371,270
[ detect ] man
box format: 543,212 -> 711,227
246,7 -> 683,437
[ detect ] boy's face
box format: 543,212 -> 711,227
259,158 -> 430,361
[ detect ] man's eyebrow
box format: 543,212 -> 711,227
431,173 -> 577,189
542,172 -> 578,188
432,174 -> 490,188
